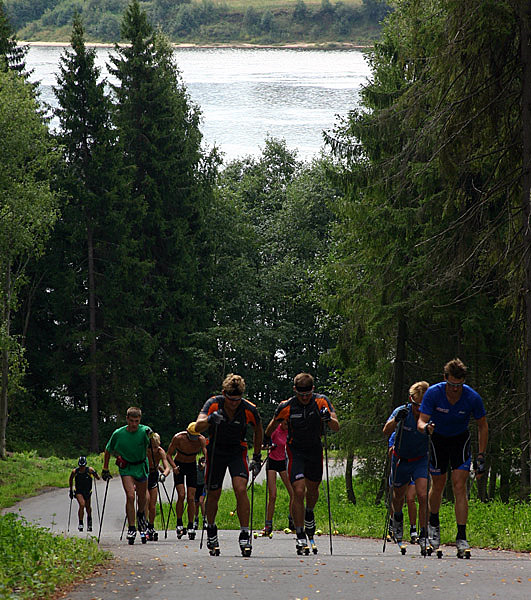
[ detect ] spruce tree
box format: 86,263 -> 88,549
0,1 -> 27,74
108,0 -> 217,426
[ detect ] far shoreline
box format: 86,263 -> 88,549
21,40 -> 373,50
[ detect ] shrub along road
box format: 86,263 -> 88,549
5,478 -> 531,600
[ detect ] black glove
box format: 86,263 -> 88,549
69,490 -> 74,499
159,473 -> 166,483
249,453 -> 262,477
395,406 -> 409,422
101,469 -> 112,481
319,407 -> 331,422
475,453 -> 486,476
208,410 -> 224,425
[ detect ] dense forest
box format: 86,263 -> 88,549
4,0 -> 390,44
1,0 -> 530,504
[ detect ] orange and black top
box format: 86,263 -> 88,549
273,394 -> 334,450
200,395 -> 261,452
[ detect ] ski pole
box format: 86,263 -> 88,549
383,406 -> 407,552
423,428 -> 433,556
67,495 -> 73,532
164,478 -> 176,539
97,478 -> 110,544
381,449 -> 392,553
249,471 -> 255,549
157,479 -> 165,531
120,514 -> 127,540
229,458 -> 266,515
323,421 -> 333,555
93,477 -> 100,524
200,422 -> 218,550
160,479 -> 176,519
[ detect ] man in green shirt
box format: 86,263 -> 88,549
102,406 -> 153,544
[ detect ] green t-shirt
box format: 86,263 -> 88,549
106,424 -> 151,479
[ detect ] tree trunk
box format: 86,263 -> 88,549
345,453 -> 356,504
520,0 -> 531,498
87,224 -> 99,452
0,260 -> 11,459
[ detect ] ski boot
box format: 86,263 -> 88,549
193,518 -> 199,531
456,538 -> 471,559
409,525 -> 418,544
390,515 -> 404,544
176,524 -> 185,539
239,530 -> 252,557
137,513 -> 148,544
428,523 -> 443,558
296,533 -> 310,556
78,522 -> 83,532
187,523 -> 196,540
419,534 -> 432,557
87,519 -> 93,533
147,525 -> 158,541
207,524 -> 220,556
254,524 -> 273,539
126,527 -> 137,545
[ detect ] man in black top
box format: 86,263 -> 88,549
69,456 -> 100,532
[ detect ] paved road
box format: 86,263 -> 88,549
4,478 -> 531,600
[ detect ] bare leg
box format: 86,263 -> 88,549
233,476 -> 250,527
121,476 -> 137,526
451,469 -> 470,526
266,469 -> 277,522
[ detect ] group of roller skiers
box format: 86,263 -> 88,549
383,358 -> 488,558
69,358 -> 488,558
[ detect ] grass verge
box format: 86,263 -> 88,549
0,452 -> 111,600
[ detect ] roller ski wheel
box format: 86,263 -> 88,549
188,529 -> 196,540
398,541 -> 407,555
296,537 -> 310,556
436,549 -> 443,559
410,529 -> 418,544
255,527 -> 273,539
239,531 -> 252,557
140,530 -> 147,544
284,527 -> 295,534
456,539 -> 471,559
209,546 -> 221,556
176,525 -> 185,539
308,538 -> 318,554
126,529 -> 136,545
315,529 -> 323,536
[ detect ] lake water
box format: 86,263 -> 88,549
27,46 -> 371,162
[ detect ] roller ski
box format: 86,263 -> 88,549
126,527 -> 137,545
397,540 -> 407,555
456,538 -> 471,559
78,522 -> 83,532
188,526 -> 196,540
137,512 -> 148,544
409,526 -> 418,544
87,519 -> 93,533
428,523 -> 443,558
239,530 -> 252,557
176,524 -> 186,539
147,526 -> 158,541
419,535 -> 433,556
207,524 -> 220,556
254,525 -> 273,539
296,534 -> 310,556
284,516 -> 295,534
307,537 -> 318,554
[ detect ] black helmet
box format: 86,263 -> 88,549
78,456 -> 87,467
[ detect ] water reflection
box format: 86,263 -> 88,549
27,46 -> 371,162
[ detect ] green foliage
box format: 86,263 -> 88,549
7,0 -> 387,43
0,512 -> 109,599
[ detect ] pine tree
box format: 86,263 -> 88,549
0,1 -> 27,74
107,0 -> 217,425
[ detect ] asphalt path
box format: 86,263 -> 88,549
4,475 -> 531,600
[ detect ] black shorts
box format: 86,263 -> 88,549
286,445 -> 323,484
267,457 -> 287,473
194,484 -> 205,501
174,462 -> 198,488
148,470 -> 159,490
429,430 -> 472,475
74,489 -> 92,502
206,446 -> 248,491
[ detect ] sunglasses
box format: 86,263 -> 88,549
295,389 -> 313,397
225,394 -> 241,401
446,381 -> 464,390
408,395 -> 421,406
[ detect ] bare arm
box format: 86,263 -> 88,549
69,470 -> 75,489
158,448 -> 171,477
417,412 -> 435,435
382,418 -> 396,437
195,412 -> 209,433
264,417 -> 281,438
476,416 -> 488,455
102,449 -> 111,471
253,422 -> 264,455
328,409 -> 340,432
90,467 -> 100,480
166,435 -> 179,472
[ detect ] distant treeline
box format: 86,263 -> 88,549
5,0 -> 390,43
